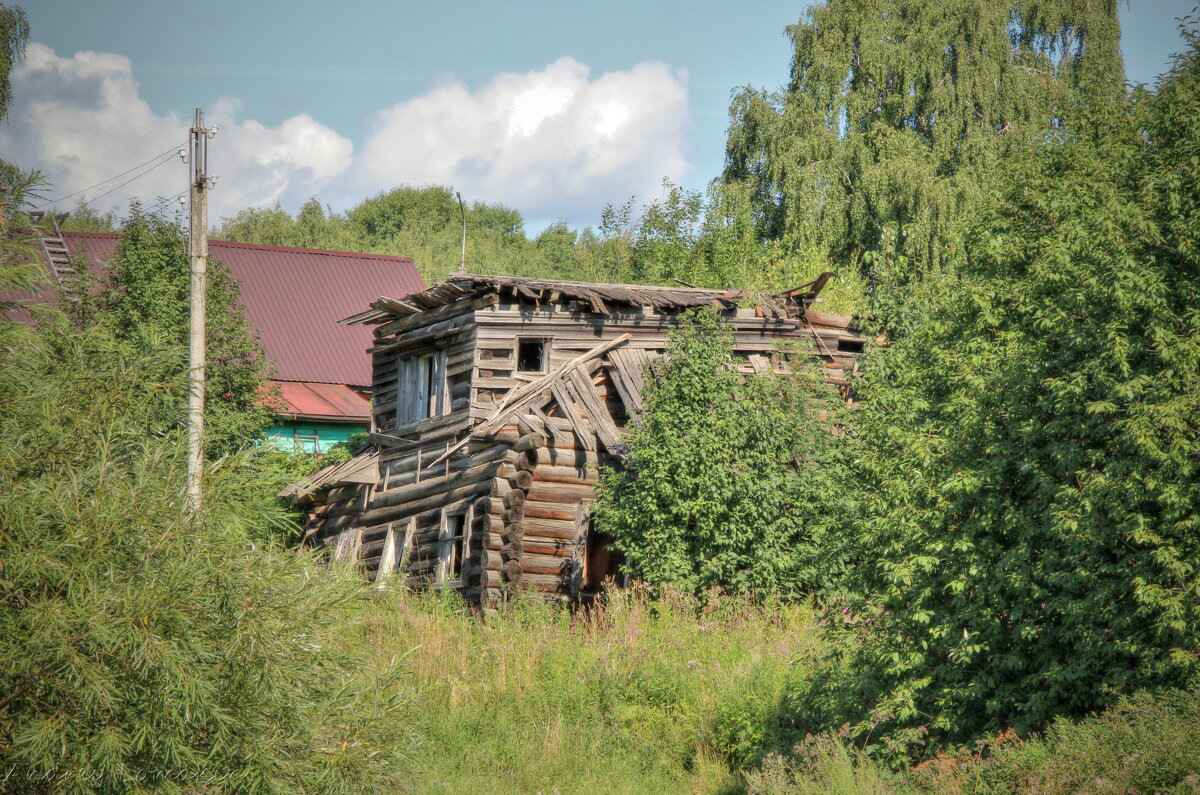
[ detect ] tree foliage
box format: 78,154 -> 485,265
0,3 -> 28,120
799,31 -> 1200,757
214,183 -> 866,315
724,0 -> 1124,323
70,205 -> 275,457
0,233 -> 415,791
595,310 -> 846,600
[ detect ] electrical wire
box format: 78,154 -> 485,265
58,153 -> 181,212
150,188 -> 188,215
35,141 -> 187,209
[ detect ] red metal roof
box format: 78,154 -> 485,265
271,380 -> 371,421
59,233 -> 425,388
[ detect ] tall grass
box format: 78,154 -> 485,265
363,585 -> 820,794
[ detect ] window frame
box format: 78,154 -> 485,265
435,507 -> 471,588
516,337 -> 549,374
396,349 -> 447,426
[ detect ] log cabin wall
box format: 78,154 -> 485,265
295,274 -> 866,609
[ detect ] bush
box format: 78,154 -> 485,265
0,318 -> 416,793
595,309 -> 847,600
801,124 -> 1200,758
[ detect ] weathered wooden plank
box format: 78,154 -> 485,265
565,369 -> 623,453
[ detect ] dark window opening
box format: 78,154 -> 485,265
837,338 -> 865,353
437,513 -> 467,585
451,534 -> 465,578
517,339 -> 547,372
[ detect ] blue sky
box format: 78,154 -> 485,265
8,0 -> 1195,232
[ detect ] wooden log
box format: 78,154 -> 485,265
502,522 -> 525,542
369,459 -> 501,511
507,470 -> 534,490
383,443 -> 507,488
357,480 -> 492,527
520,552 -> 573,576
371,293 -> 495,337
515,450 -> 538,472
526,482 -> 596,505
491,536 -> 573,557
503,506 -> 524,524
502,489 -> 526,509
502,560 -> 524,582
512,431 -> 546,452
493,428 -> 585,451
519,518 -> 579,541
521,502 -> 576,522
369,314 -> 474,352
532,462 -> 600,481
536,447 -> 602,468
501,540 -> 524,559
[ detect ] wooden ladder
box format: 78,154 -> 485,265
29,211 -> 78,298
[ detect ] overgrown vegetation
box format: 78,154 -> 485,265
786,13 -> 1200,762
207,182 -> 864,316
68,205 -> 276,457
596,310 -> 847,600
723,0 -> 1125,325
0,235 -> 415,793
363,586 -> 818,793
7,1 -> 1200,792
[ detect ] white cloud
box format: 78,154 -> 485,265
1,46 -> 691,228
344,57 -> 691,223
0,43 -> 353,220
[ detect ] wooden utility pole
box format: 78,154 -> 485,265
186,108 -> 211,510
456,191 -> 467,274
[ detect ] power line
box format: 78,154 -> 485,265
35,141 -> 186,209
150,188 -> 188,214
56,153 -> 180,213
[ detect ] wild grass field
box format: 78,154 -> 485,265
361,587 -> 1200,795
364,586 -> 817,793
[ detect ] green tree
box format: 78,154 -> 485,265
0,3 -> 28,120
724,0 -> 1125,324
802,35 -> 1200,757
72,205 -> 275,456
595,310 -> 845,600
0,314 -> 415,793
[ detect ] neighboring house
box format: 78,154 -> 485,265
290,273 -> 865,609
28,214 -> 425,451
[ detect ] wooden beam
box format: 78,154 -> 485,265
431,334 -> 630,465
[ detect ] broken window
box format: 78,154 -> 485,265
517,338 -> 547,372
436,510 -> 468,586
397,350 -> 445,425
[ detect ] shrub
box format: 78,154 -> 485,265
595,309 -> 847,600
803,113 -> 1200,758
0,318 -> 416,793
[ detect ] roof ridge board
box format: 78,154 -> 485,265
453,273 -> 745,296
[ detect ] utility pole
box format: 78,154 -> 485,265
456,191 -> 467,274
186,108 -> 212,510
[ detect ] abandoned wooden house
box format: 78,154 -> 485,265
290,273 -> 865,608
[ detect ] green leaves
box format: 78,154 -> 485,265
595,310 -> 846,601
70,205 -> 275,458
0,315 -> 417,793
800,33 -> 1200,758
723,0 -> 1125,327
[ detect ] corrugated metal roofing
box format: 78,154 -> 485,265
60,233 -> 425,387
273,380 -> 371,421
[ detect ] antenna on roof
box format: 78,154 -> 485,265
456,191 -> 467,274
